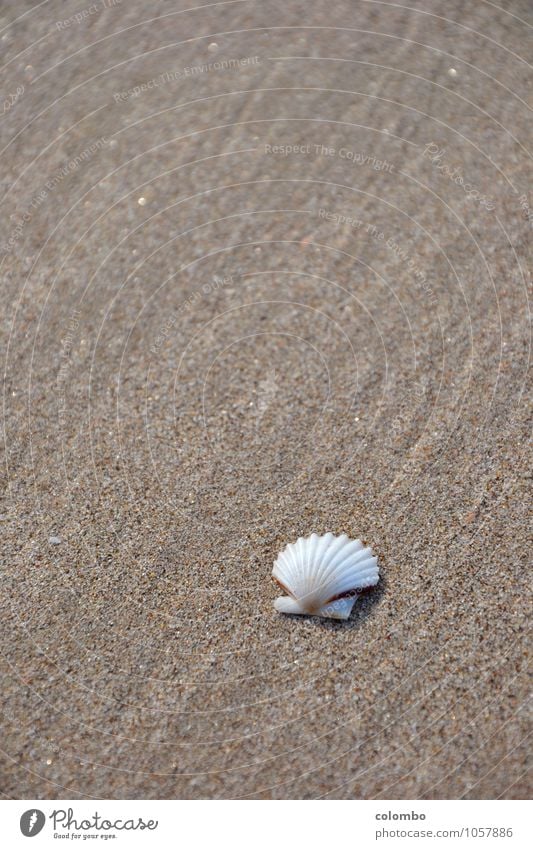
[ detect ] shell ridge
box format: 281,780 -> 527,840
321,539 -> 365,575
280,544 -> 303,597
286,537 -> 313,599
296,537 -> 309,597
304,535 -> 315,590
318,549 -> 375,589
313,534 -> 331,583
315,544 -> 372,598
320,559 -> 379,594
272,551 -> 292,585
312,533 -> 349,591
322,567 -> 378,600
312,537 -> 366,608
313,532 -> 337,583
300,534 -> 331,601
273,552 -> 302,596
300,534 -> 335,608
306,534 -> 348,607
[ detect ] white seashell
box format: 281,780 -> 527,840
272,532 -> 379,620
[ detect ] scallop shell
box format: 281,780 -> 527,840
272,532 -> 379,620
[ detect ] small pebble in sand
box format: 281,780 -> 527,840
49,536 -> 61,545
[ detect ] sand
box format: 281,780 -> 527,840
1,0 -> 531,799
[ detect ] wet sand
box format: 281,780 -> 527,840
1,0 -> 531,798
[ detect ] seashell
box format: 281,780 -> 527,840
272,532 -> 379,620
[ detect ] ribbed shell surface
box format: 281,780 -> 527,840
272,532 -> 379,615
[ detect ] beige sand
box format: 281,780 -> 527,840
1,0 -> 530,799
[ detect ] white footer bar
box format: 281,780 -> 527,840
3,799 -> 530,848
